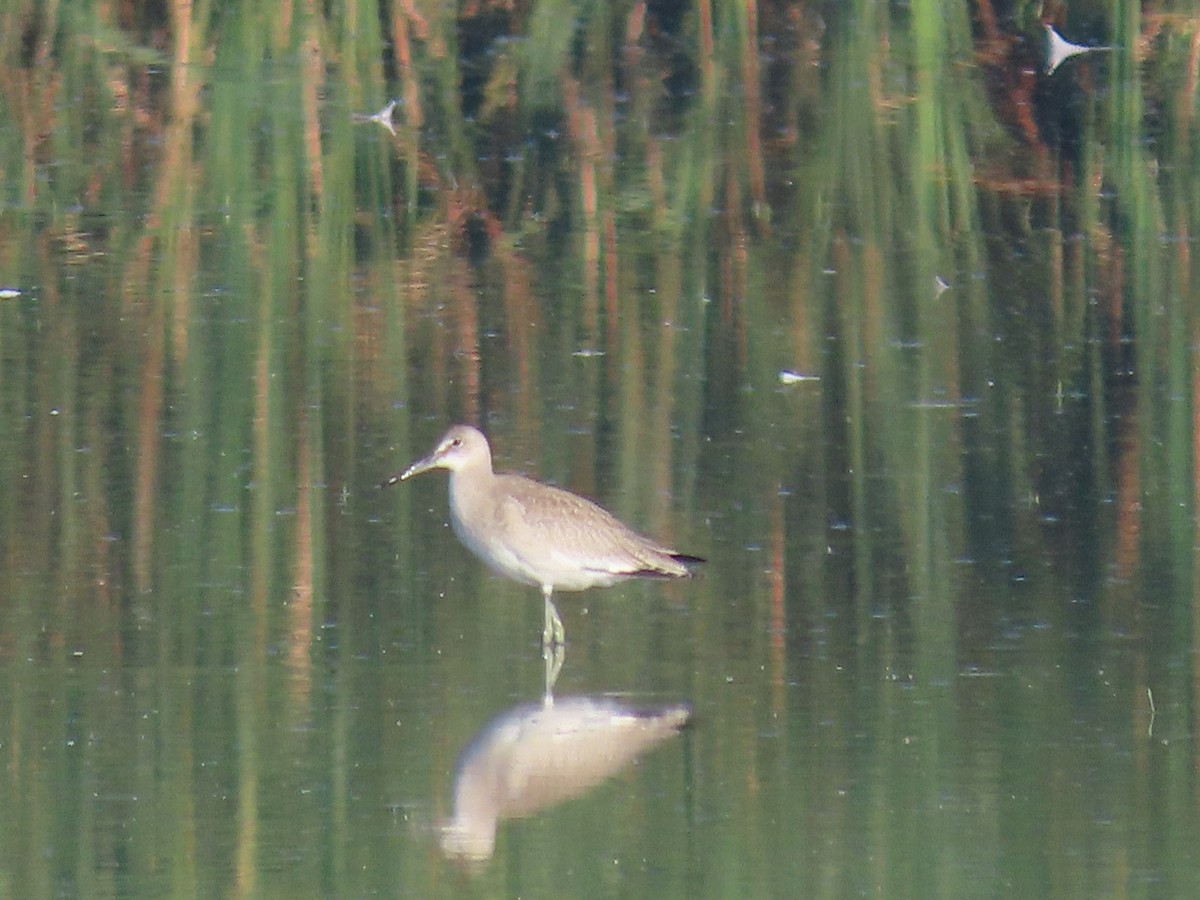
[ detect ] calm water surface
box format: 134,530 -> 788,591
1,2 -> 1199,898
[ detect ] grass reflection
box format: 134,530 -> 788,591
0,1 -> 1198,897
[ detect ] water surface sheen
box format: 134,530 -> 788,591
0,3 -> 1197,898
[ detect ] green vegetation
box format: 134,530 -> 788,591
1,1 -> 1198,896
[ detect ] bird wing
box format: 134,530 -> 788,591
494,475 -> 685,578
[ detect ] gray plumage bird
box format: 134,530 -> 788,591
386,425 -> 703,651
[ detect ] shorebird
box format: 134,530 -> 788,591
386,425 -> 703,654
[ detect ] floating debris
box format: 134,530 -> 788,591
1044,24 -> 1112,76
934,275 -> 950,297
352,99 -> 398,136
779,370 -> 820,385
571,348 -> 605,358
910,399 -> 962,410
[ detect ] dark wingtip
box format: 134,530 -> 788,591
628,703 -> 693,731
625,553 -> 705,581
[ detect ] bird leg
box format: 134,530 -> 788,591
542,640 -> 564,705
541,586 -> 565,703
541,586 -> 565,648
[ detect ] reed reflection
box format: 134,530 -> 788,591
440,695 -> 691,861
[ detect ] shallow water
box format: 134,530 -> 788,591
1,3 -> 1198,898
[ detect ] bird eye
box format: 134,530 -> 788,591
450,438 -> 461,448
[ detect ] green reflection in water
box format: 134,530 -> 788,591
0,2 -> 1198,898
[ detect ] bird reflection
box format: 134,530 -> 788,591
440,696 -> 691,860
543,640 -> 565,701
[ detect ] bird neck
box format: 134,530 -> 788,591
448,459 -> 494,509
